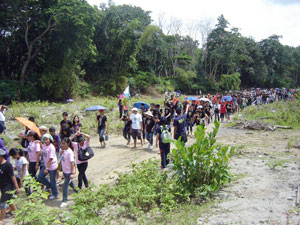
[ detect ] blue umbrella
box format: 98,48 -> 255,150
133,102 -> 150,110
85,105 -> 106,111
222,96 -> 233,102
184,96 -> 198,101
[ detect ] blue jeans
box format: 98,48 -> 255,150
99,128 -> 105,142
123,127 -> 131,141
145,132 -> 153,145
186,121 -> 193,133
38,168 -> 58,197
0,121 -> 6,133
62,173 -> 76,202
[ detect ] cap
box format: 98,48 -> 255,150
132,108 -> 138,112
49,127 -> 56,132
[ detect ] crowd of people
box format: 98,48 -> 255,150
0,87 -> 298,224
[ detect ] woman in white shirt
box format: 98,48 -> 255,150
0,105 -> 7,134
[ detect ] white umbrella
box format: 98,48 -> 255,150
199,97 -> 210,102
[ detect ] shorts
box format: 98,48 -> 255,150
0,185 -> 14,207
131,129 -> 141,140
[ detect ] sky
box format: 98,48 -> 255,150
87,0 -> 300,47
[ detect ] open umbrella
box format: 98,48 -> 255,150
133,102 -> 150,109
222,96 -> 233,102
85,105 -> 106,111
184,96 -> 198,101
15,117 -> 41,137
118,94 -> 126,99
199,97 -> 210,102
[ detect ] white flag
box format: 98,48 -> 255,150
123,86 -> 130,99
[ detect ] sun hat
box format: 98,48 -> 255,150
132,107 -> 138,112
0,148 -> 6,156
197,105 -> 203,109
39,125 -> 48,131
145,111 -> 153,117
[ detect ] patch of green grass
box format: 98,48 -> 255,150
241,96 -> 300,129
5,95 -> 164,136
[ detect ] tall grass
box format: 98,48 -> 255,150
242,96 -> 300,128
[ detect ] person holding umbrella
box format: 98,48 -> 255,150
96,109 -> 107,148
130,108 -> 143,148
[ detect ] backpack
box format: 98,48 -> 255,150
160,126 -> 171,144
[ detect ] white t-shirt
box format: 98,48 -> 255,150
130,113 -> 142,130
0,110 -> 5,122
15,156 -> 29,178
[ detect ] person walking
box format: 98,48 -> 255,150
156,117 -> 171,169
96,110 -> 107,148
130,108 -> 143,148
59,137 -> 76,208
70,132 -> 90,189
145,111 -> 155,150
118,99 -> 123,118
173,104 -> 189,144
26,131 -> 41,178
120,115 -> 131,146
0,148 -> 20,225
38,134 -> 58,200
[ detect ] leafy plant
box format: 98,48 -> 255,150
8,176 -> 61,225
171,121 -> 234,199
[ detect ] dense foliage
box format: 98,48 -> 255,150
9,122 -> 233,224
1,1 -> 299,102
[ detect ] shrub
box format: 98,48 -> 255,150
171,121 -> 234,198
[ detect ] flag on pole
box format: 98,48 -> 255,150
123,86 -> 130,99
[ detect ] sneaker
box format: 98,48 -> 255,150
149,145 -> 153,150
60,202 -> 68,208
148,144 -> 151,148
49,195 -> 58,200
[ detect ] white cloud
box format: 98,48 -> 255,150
87,0 -> 300,47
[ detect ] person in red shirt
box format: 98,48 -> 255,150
220,102 -> 227,122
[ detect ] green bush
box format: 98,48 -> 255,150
171,121 -> 234,198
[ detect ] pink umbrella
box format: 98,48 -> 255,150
118,94 -> 126,99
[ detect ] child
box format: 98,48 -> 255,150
37,134 -> 58,200
9,148 -> 30,195
70,132 -> 90,189
0,149 -> 20,225
59,137 -> 76,208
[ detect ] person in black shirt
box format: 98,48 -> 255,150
164,103 -> 172,125
186,107 -> 194,136
145,112 -> 155,149
118,99 -> 123,118
194,105 -> 208,126
97,110 -> 107,148
0,149 -> 20,224
140,104 -> 147,145
120,115 -> 132,146
59,112 -> 68,139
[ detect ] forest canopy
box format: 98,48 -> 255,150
1,0 -> 299,103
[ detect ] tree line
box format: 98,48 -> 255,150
1,0 -> 299,103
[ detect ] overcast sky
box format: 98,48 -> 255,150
87,0 -> 300,47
